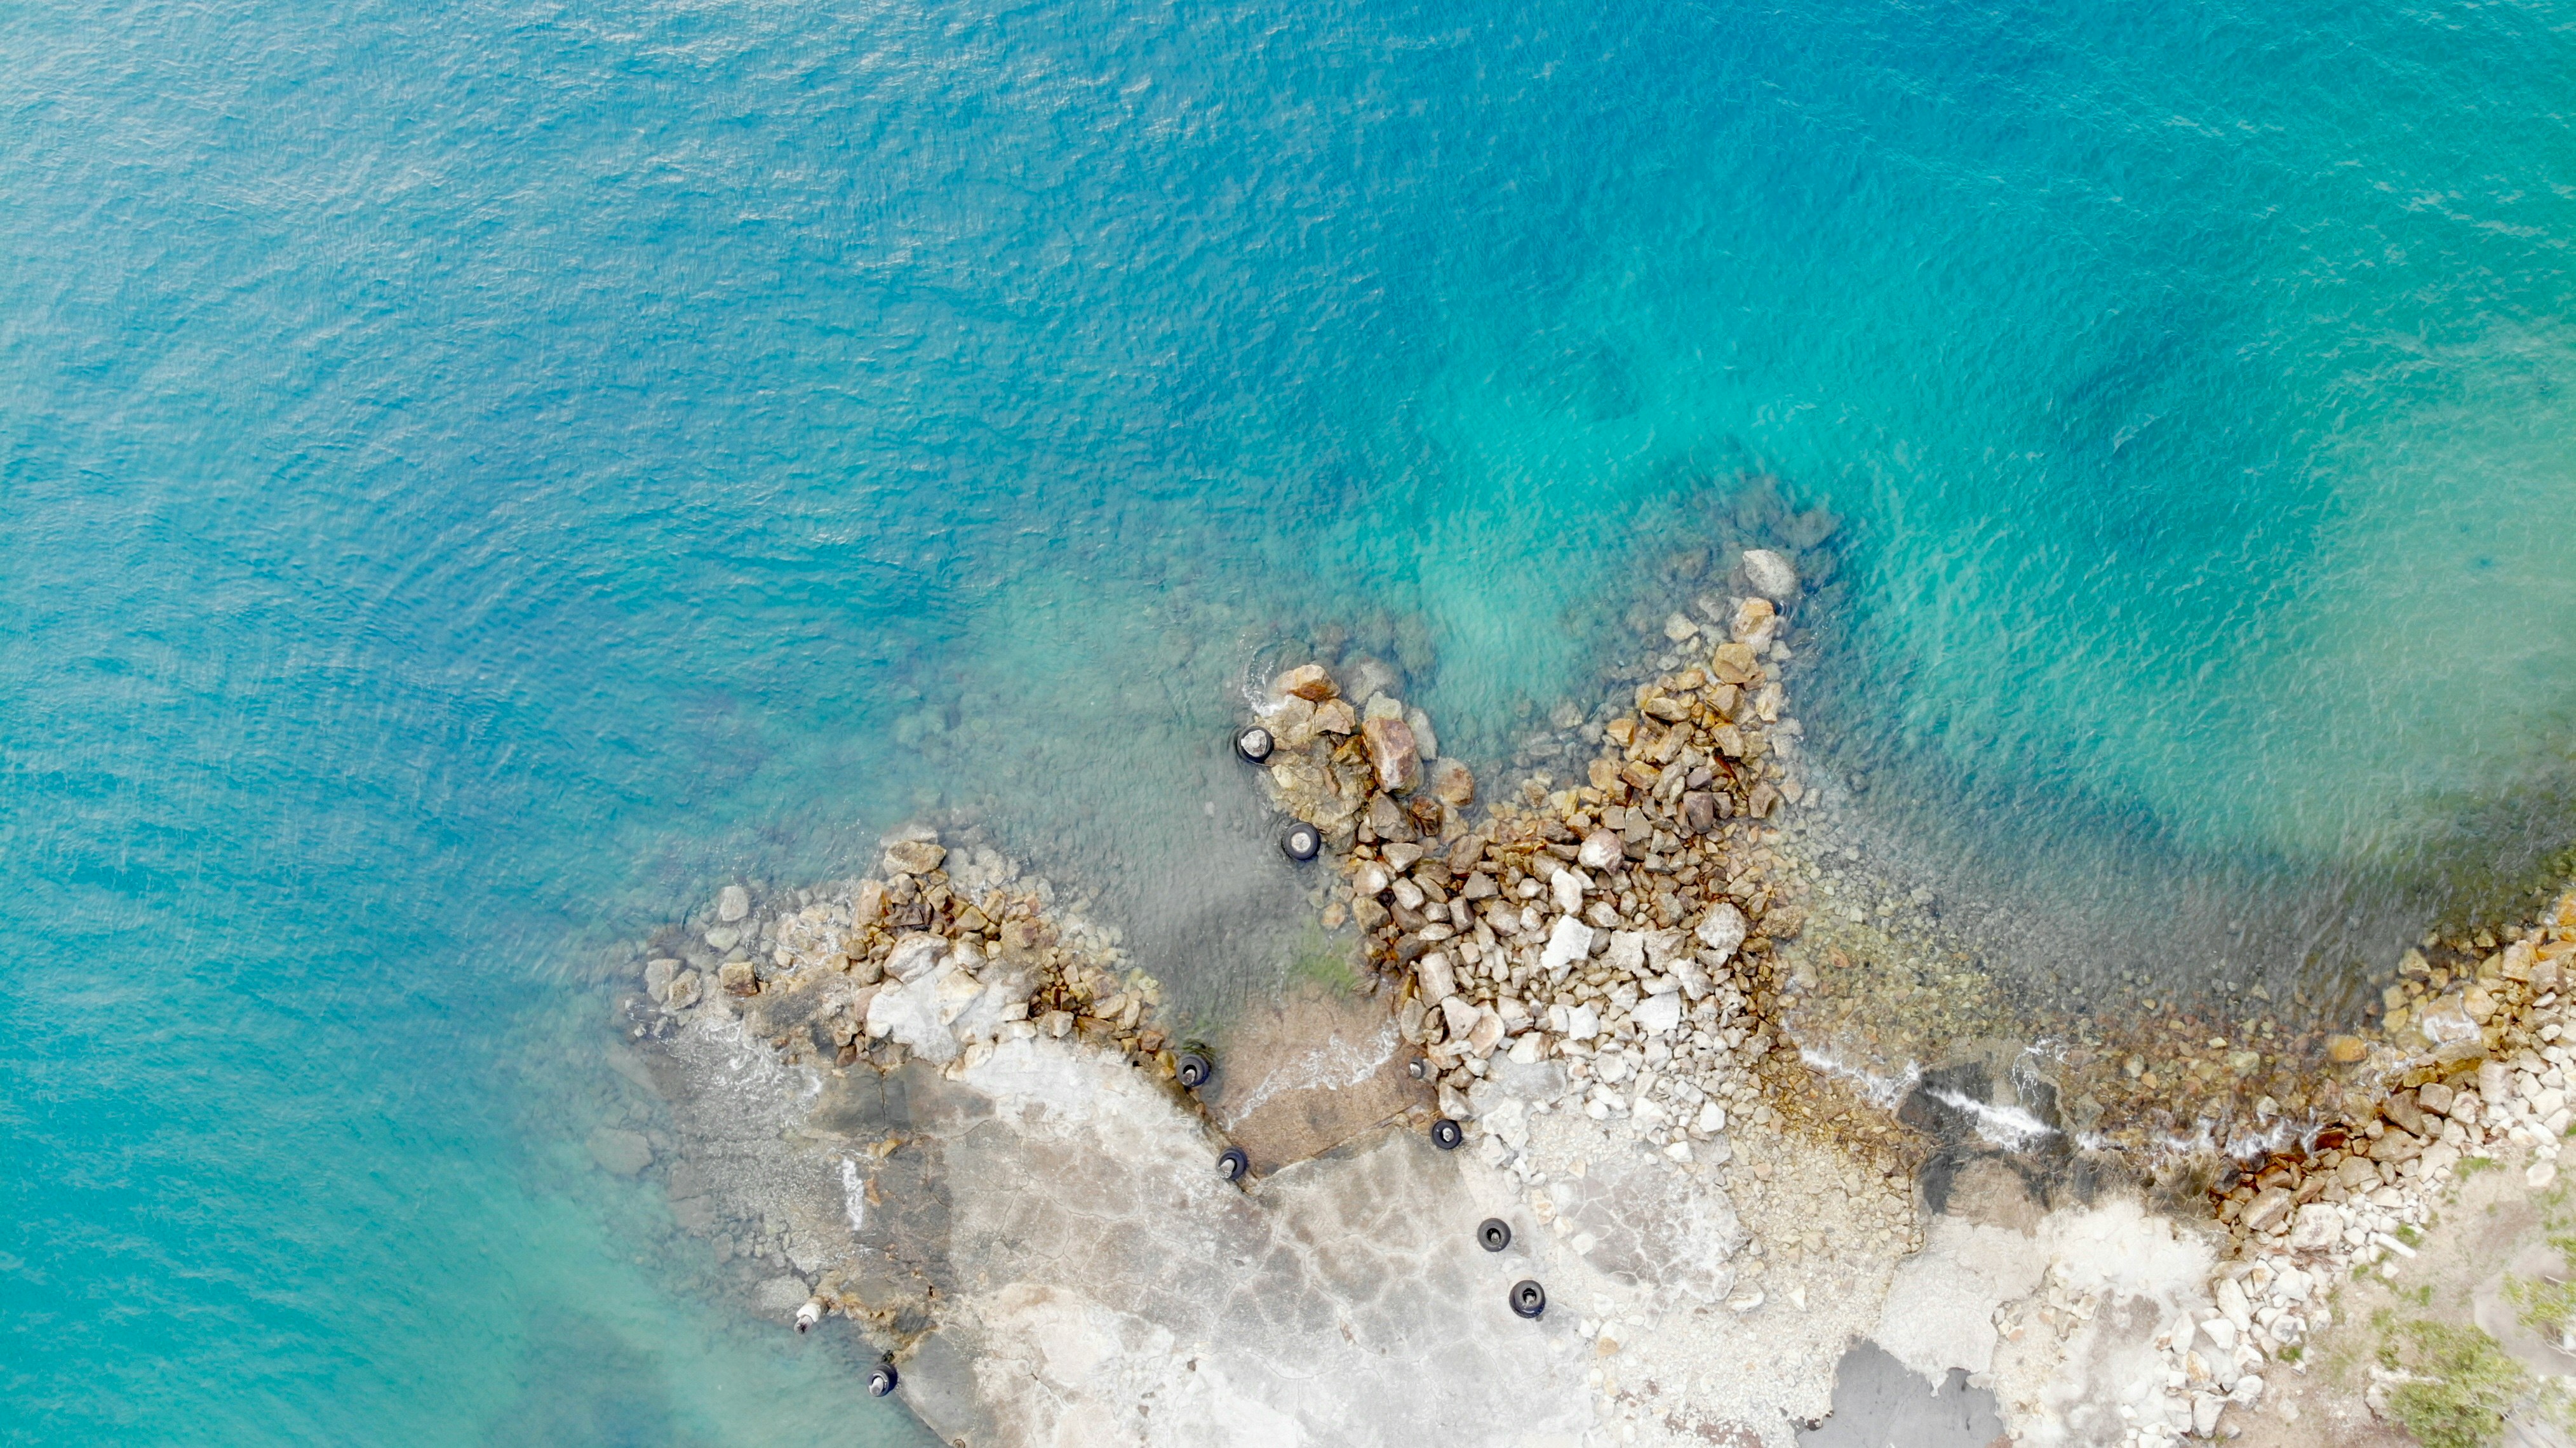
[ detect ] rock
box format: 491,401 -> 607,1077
2216,1275 -> 2253,1331
2419,1081 -> 2455,1116
1680,791 -> 1718,835
1740,548 -> 1799,599
2239,1188 -> 2293,1235
2325,1035 -> 2368,1064
644,958 -> 678,1002
1416,951 -> 1457,1003
1633,993 -> 1682,1036
1694,903 -> 1748,962
2464,982 -> 2498,1023
1440,995 -> 1480,1039
1663,612 -> 1701,642
1361,716 -> 1422,793
2416,996 -> 2479,1044
718,960 -> 760,996
1404,707 -> 1440,761
1564,1003 -> 1601,1040
883,840 -> 948,876
717,885 -> 751,923
664,969 -> 702,1009
2200,1316 -> 2237,1351
1275,664 -> 1338,701
587,1126 -> 654,1177
885,932 -> 948,983
1467,1009 -> 1506,1057
1311,697 -> 1359,735
1578,829 -> 1624,870
1541,916 -> 1595,977
2382,1092 -> 2428,1137
866,966 -> 971,1064
1550,868 -> 1587,913
1381,841 -> 1426,873
2287,1205 -> 2343,1250
1709,643 -> 1762,686
1746,783 -> 1781,819
1729,596 -> 1777,648
1426,757 -> 1475,807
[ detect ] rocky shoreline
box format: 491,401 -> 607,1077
593,526 -> 2576,1446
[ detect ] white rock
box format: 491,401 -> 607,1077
1540,916 -> 1595,977
1662,611 -> 1701,642
1740,549 -> 1799,599
2216,1276 -> 2252,1331
718,884 -> 751,922
1633,993 -> 1682,1036
1416,951 -> 1457,1002
1550,868 -> 1588,913
1508,1034 -> 1545,1064
1694,1101 -> 1727,1134
1694,903 -> 1748,962
1601,930 -> 1646,975
1441,995 -> 1481,1038
885,932 -> 947,982
867,966 -> 966,1064
1579,829 -> 1625,870
2200,1317 -> 2237,1351
1564,1003 -> 1602,1041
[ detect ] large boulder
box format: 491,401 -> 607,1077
1361,715 -> 1422,794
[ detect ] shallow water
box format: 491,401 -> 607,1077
4,0 -> 2572,1437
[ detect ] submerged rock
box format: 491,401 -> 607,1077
1740,547 -> 1799,600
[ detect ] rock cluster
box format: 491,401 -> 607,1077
634,831 -> 1183,1094
2158,888 -> 2576,1439
1257,562 -> 1836,1195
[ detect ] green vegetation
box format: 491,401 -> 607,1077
2460,1155 -> 2502,1177
2373,1316 -> 2532,1448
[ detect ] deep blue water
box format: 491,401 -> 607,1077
4,0 -> 2571,1439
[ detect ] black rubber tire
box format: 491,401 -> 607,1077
1406,1057 -> 1430,1081
1218,1147 -> 1250,1181
1281,823 -> 1322,861
1176,1051 -> 1213,1090
1478,1218 -> 1512,1252
1510,1280 -> 1546,1320
1430,1118 -> 1464,1150
869,1364 -> 899,1397
1234,726 -> 1275,763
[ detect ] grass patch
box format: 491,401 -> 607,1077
2375,1315 -> 2531,1448
2460,1155 -> 2501,1177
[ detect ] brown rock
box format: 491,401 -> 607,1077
1362,715 -> 1422,793
1746,783 -> 1781,818
1710,643 -> 1762,686
1312,697 -> 1359,735
2240,1186 -> 2293,1233
2382,1092 -> 2428,1137
882,840 -> 948,876
2325,1035 -> 2368,1064
1276,664 -> 1339,701
1428,756 -> 1477,807
718,960 -> 760,996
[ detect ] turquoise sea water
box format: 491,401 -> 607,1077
5,0 -> 2572,1439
